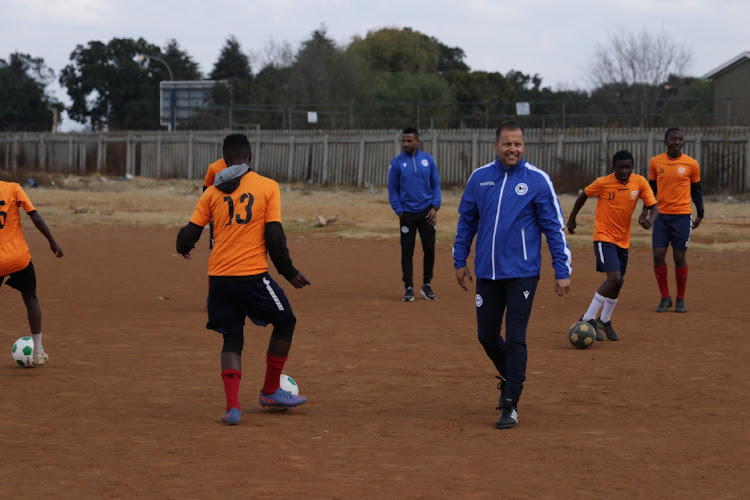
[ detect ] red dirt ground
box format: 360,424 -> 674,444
1,228 -> 748,498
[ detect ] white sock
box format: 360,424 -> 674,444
600,298 -> 619,323
31,333 -> 43,354
582,293 -> 605,321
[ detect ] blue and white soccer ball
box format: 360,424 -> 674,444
11,337 -> 34,367
279,374 -> 299,395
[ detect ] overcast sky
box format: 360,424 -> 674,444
1,0 -> 747,125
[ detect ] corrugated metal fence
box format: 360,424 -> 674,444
1,127 -> 748,193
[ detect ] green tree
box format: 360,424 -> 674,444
210,36 -> 252,79
60,37 -> 199,130
163,39 -> 202,80
0,53 -> 58,131
348,27 -> 440,74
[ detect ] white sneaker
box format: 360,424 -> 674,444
32,352 -> 49,366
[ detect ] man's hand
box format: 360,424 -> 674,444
638,211 -> 653,229
456,266 -> 473,291
181,252 -> 192,260
289,271 -> 311,289
692,216 -> 703,229
554,278 -> 571,297
49,242 -> 63,258
566,219 -> 577,234
426,207 -> 437,226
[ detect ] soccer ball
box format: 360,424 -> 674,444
12,337 -> 35,367
568,321 -> 596,349
279,374 -> 299,395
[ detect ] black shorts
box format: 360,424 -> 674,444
653,214 -> 692,250
206,273 -> 293,336
593,242 -> 628,276
0,261 -> 36,294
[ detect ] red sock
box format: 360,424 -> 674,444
654,265 -> 670,298
221,369 -> 242,411
675,266 -> 688,300
262,353 -> 287,395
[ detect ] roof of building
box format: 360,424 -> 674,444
703,51 -> 750,79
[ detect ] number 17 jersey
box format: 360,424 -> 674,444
190,171 -> 281,276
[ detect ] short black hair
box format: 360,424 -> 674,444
402,127 -> 419,138
495,121 -> 524,140
664,127 -> 683,141
222,133 -> 252,165
612,150 -> 634,165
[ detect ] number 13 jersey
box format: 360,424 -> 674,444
190,171 -> 281,276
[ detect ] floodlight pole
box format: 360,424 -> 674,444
140,54 -> 176,131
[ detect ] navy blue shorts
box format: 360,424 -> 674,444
653,214 -> 692,250
593,242 -> 628,276
206,273 -> 293,336
0,261 -> 36,293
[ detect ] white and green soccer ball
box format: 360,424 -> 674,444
12,337 -> 34,367
279,374 -> 299,395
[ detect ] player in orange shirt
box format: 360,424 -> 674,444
1,181 -> 63,365
567,151 -> 657,341
176,134 -> 311,425
648,128 -> 704,313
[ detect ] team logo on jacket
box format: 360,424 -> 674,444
421,159 -> 429,167
515,183 -> 529,195
475,294 -> 483,307
402,163 -> 407,168
401,226 -> 409,233
678,167 -> 686,176
480,181 -> 495,186
631,190 -> 639,200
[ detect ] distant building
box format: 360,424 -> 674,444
703,51 -> 750,125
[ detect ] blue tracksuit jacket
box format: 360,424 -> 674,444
388,150 -> 441,215
453,157 -> 572,280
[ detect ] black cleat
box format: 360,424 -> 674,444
596,319 -> 619,341
421,283 -> 436,300
402,287 -> 415,302
581,316 -> 604,341
496,399 -> 519,430
675,298 -> 687,313
655,297 -> 673,313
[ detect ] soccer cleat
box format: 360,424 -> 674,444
496,399 -> 519,429
655,297 -> 673,313
32,352 -> 49,366
675,298 -> 687,313
581,316 -> 604,341
421,283 -> 436,300
402,287 -> 415,302
596,319 -> 619,341
259,388 -> 307,409
222,407 -> 241,425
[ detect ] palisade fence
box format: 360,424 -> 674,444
0,127 -> 748,193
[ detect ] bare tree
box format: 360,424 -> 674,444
587,27 -> 694,88
251,36 -> 294,71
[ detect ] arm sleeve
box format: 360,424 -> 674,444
431,160 -> 442,209
691,181 -> 705,218
535,181 -> 572,279
387,161 -> 403,215
265,222 -> 299,281
265,182 -> 282,223
15,184 -> 35,213
583,178 -> 601,198
649,180 -> 658,198
176,222 -> 204,254
453,180 -> 479,269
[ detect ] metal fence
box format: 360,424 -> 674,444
1,127 -> 749,193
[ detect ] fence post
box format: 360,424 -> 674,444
745,134 -> 750,193
254,135 -> 261,173
431,131 -> 438,157
556,133 -> 564,175
287,135 -> 295,182
357,134 -> 365,187
68,136 -> 74,171
11,134 -> 18,170
321,134 -> 329,185
38,134 -> 46,171
471,133 -> 479,170
126,133 -> 133,177
646,130 -> 655,165
79,140 -> 86,173
96,133 -> 103,173
156,134 -> 162,179
187,133 -> 194,180
694,132 -> 702,173
600,130 -> 608,176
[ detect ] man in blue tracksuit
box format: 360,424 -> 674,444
388,127 -> 442,302
453,121 -> 572,429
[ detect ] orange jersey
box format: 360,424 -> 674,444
204,158 -> 227,188
649,153 -> 700,215
584,173 -> 656,249
190,171 -> 281,276
0,182 -> 35,276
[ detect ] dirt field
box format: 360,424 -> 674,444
1,176 -> 749,498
